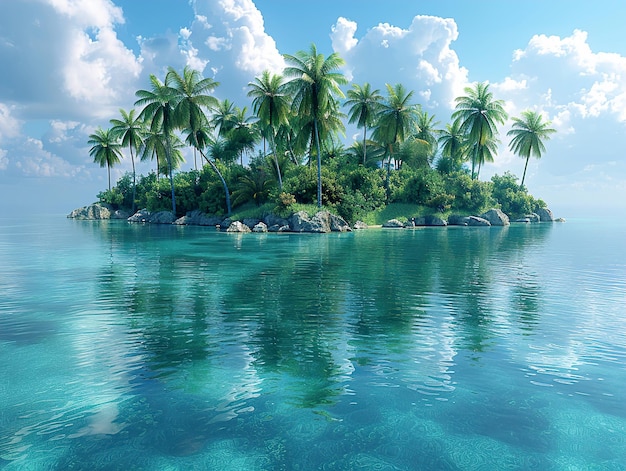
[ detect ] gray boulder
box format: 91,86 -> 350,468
174,210 -> 222,226
127,209 -> 149,223
425,215 -> 447,226
150,211 -> 175,224
383,219 -> 405,228
288,211 -> 330,233
128,209 -> 174,224
448,215 -> 470,226
268,224 -> 290,232
67,203 -> 127,220
325,212 -> 352,232
514,217 -> 531,223
226,221 -> 251,233
264,214 -> 290,228
243,218 -> 261,228
218,217 -> 232,230
480,208 -> 510,226
252,222 -> 268,233
353,221 -> 368,230
467,216 -> 491,227
536,207 -> 554,222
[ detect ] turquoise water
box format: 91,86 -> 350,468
1,215 -> 625,470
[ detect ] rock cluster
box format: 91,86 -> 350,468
69,204 -> 561,233
383,207 -> 558,229
67,203 -> 129,220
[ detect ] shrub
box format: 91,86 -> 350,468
491,172 -> 537,219
97,188 -> 124,208
445,172 -> 493,214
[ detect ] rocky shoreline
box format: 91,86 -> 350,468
67,203 -> 563,234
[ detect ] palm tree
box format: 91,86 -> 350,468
110,108 -> 144,212
183,123 -> 232,215
284,43 -> 347,207
167,65 -> 219,142
139,128 -> 167,177
414,110 -> 440,164
507,110 -> 556,188
248,70 -> 291,190
211,99 -> 238,137
165,66 -> 233,213
344,83 -> 382,165
437,120 -> 467,174
135,74 -> 179,214
88,127 -> 123,191
228,106 -> 258,165
372,83 -> 419,179
452,82 -> 508,179
469,135 -> 499,177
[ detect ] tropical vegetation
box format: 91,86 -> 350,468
91,43 -> 555,223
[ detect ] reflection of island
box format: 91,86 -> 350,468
85,221 -> 554,417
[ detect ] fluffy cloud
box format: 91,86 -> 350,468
181,0 -> 285,100
480,30 -> 626,210
0,0 -> 141,120
0,103 -> 21,141
331,15 -> 468,110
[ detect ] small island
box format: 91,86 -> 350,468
75,45 -> 559,233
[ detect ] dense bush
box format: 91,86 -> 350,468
100,161 -> 548,223
392,168 -> 448,207
444,172 -> 493,214
491,172 -> 539,219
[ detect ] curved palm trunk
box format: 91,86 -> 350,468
269,133 -> 283,191
130,147 -> 136,213
200,150 -> 231,216
520,155 -> 530,188
313,117 -> 322,208
164,133 -> 177,216
107,164 -> 111,191
362,126 -> 367,165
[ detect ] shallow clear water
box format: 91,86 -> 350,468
1,215 -> 625,470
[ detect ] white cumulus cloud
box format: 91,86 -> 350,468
330,15 -> 468,110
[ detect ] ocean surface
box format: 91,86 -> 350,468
1,214 -> 625,470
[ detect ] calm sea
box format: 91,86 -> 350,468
1,215 -> 625,470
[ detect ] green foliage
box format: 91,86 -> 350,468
444,172 -> 493,214
388,167 -> 453,211
283,166 -> 343,207
490,172 -> 539,219
361,203 -> 424,226
97,188 -> 124,208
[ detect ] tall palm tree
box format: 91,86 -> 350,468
228,106 -> 259,165
452,82 -> 508,179
110,108 -> 144,211
284,43 -> 347,207
372,83 -> 419,176
139,128 -> 167,178
437,120 -> 467,174
248,70 -> 291,190
414,110 -> 440,164
183,122 -> 232,215
344,83 -> 382,165
88,127 -> 123,191
135,74 -> 179,214
469,135 -> 499,177
211,99 -> 238,137
507,110 -> 556,188
165,66 -> 232,213
167,65 -> 219,142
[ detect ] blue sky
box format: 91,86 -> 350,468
1,0 -> 625,216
